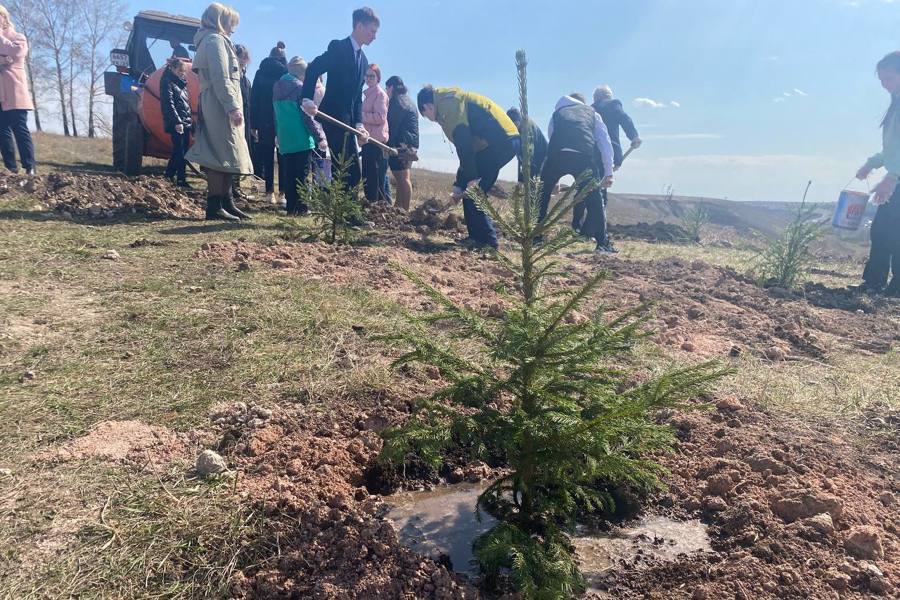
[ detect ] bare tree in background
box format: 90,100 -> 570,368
7,0 -> 44,131
78,0 -> 127,138
32,0 -> 75,136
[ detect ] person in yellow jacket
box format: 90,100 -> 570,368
417,85 -> 519,248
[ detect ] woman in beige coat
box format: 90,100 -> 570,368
185,3 -> 252,220
0,4 -> 35,174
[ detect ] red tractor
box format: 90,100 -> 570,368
104,11 -> 201,175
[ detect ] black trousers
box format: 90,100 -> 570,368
0,107 -> 35,172
254,126 -> 284,194
324,123 -> 361,191
165,131 -> 190,183
863,189 -> 900,292
281,150 -> 312,214
539,151 -> 607,244
361,143 -> 389,202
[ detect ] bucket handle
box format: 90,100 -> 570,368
843,175 -> 871,194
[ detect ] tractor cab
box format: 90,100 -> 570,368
105,11 -> 201,175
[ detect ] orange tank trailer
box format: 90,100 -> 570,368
138,63 -> 201,160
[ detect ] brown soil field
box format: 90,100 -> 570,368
0,134 -> 896,599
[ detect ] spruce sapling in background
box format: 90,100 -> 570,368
379,51 -> 730,599
680,203 -> 710,244
754,180 -> 823,289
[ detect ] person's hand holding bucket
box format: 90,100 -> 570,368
872,174 -> 898,206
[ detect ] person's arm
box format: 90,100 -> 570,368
0,31 -> 27,58
207,36 -> 242,115
301,42 -> 335,102
593,113 -> 615,178
618,104 -> 639,142
451,124 -> 478,191
302,110 -> 327,149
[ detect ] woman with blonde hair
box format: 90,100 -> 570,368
0,4 -> 35,175
185,2 -> 253,220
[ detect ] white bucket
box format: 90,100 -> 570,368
832,190 -> 869,230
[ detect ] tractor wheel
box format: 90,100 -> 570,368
112,96 -> 144,175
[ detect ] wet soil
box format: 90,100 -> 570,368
191,227 -> 899,598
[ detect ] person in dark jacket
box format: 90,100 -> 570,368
301,7 -> 379,192
385,75 -> 418,211
592,85 -> 641,169
160,58 -> 192,188
418,85 -> 520,249
232,44 -> 253,201
539,93 -> 616,253
506,107 -> 547,183
250,41 -> 287,203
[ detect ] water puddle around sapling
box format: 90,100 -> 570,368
385,483 -> 712,585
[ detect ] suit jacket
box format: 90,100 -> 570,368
302,37 -> 367,127
592,98 -> 638,167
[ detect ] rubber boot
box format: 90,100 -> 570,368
206,195 -> 239,221
222,193 -> 252,220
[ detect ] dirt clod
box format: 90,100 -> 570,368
844,525 -> 884,559
196,449 -> 228,477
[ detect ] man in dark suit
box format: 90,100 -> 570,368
301,7 -> 379,190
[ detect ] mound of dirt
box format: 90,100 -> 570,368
42,420 -> 188,467
601,399 -> 899,599
219,392 -> 476,599
608,221 -> 691,243
198,240 -> 898,362
364,199 -> 465,235
39,172 -> 203,219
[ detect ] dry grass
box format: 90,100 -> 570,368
0,133 -> 894,596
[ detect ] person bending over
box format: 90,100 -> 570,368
539,93 -> 615,253
417,85 -> 519,249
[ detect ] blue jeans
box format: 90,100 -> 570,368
461,136 -> 519,247
0,108 -> 35,172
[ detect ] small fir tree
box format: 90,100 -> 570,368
300,153 -> 365,244
754,180 -> 823,289
379,51 -> 730,598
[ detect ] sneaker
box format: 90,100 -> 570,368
25,167 -> 35,176
278,194 -> 287,208
594,243 -> 619,254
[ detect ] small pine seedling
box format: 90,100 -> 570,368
378,51 -> 731,599
301,152 -> 364,244
754,180 -> 823,289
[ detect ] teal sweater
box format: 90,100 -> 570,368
272,73 -> 323,155
865,94 -> 900,178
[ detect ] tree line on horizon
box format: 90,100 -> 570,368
8,0 -> 128,138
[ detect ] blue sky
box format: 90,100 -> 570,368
125,0 -> 899,201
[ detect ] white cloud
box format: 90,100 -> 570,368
634,97 -> 672,109
793,88 -> 808,96
669,101 -> 681,108
773,97 -> 786,103
783,92 -> 793,97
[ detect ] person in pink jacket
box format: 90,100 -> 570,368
361,63 -> 390,202
0,5 -> 34,174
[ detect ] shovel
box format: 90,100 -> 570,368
613,144 -> 639,172
314,110 -> 419,162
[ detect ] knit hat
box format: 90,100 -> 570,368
269,41 -> 286,64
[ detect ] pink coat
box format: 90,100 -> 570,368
0,28 -> 33,111
362,84 -> 388,143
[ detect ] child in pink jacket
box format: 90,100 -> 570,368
361,63 -> 390,202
